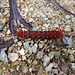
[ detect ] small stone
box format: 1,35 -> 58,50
0,20 -> 2,25
33,60 -> 38,65
45,62 -> 55,72
30,8 -> 33,11
37,10 -> 46,18
37,71 -> 43,75
32,45 -> 37,54
10,68 -> 14,72
37,71 -> 48,75
63,4 -> 72,13
2,18 -> 7,24
54,24 -> 59,28
16,66 -> 19,71
22,66 -> 28,73
22,55 -> 26,61
64,26 -> 71,31
17,41 -> 22,46
29,68 -> 32,72
34,43 -> 38,47
24,49 -> 28,54
29,18 -> 33,22
43,55 -> 50,67
23,42 -> 32,54
39,42 -> 44,48
68,55 -> 74,62
63,36 -> 72,48
0,50 -> 8,62
59,59 -> 69,72
32,27 -> 37,31
49,52 -> 54,60
68,50 -> 75,54
70,63 -> 75,70
54,51 -> 60,58
8,45 -> 14,53
52,69 -> 58,74
36,51 -> 44,59
28,59 -> 32,64
14,39 -> 18,43
65,15 -> 70,19
62,49 -> 67,53
18,48 -> 25,55
47,13 -> 53,19
0,25 -> 4,31
20,0 -> 23,4
3,67 -> 6,71
54,63 -> 58,68
8,53 -> 18,62
25,8 -> 28,12
4,10 -> 9,15
7,30 -> 11,35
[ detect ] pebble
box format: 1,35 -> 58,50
33,60 -> 38,65
8,53 -> 18,62
68,50 -> 75,54
2,18 -> 7,24
29,68 -> 32,72
54,51 -> 60,58
52,69 -> 58,74
10,68 -> 14,72
4,9 -> 9,15
29,18 -> 33,22
0,50 -> 8,62
54,63 -> 58,68
14,39 -> 18,43
34,43 -> 38,47
22,55 -> 26,61
7,30 -> 11,35
42,55 -> 50,67
65,15 -> 70,19
70,63 -> 75,70
23,42 -> 33,54
17,41 -> 22,46
0,25 -> 4,31
36,51 -> 44,59
39,42 -> 44,48
24,49 -> 28,54
23,42 -> 29,49
45,62 -> 55,72
64,26 -> 71,31
49,52 -> 54,60
72,18 -> 75,22
0,20 -> 2,25
37,10 -> 46,18
59,59 -> 69,72
63,36 -> 72,48
18,48 -> 25,55
32,45 -> 37,54
68,55 -> 74,62
47,13 -> 53,19
27,59 -> 32,64
37,71 -> 48,75
8,45 -> 14,53
22,66 -> 28,73
16,66 -> 19,71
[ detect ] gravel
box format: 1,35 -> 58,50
0,0 -> 75,74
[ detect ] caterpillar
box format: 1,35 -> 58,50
16,29 -> 64,40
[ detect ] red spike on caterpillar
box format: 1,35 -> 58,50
16,29 -> 64,40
